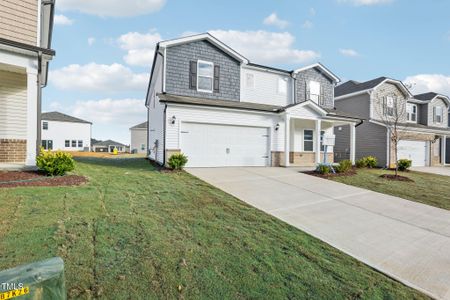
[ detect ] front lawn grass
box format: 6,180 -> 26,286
330,168 -> 450,210
0,158 -> 428,299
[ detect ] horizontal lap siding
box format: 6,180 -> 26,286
0,70 -> 27,139
0,0 -> 38,45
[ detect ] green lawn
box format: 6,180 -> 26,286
0,158 -> 428,299
330,168 -> 450,211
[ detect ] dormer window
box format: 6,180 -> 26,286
197,60 -> 214,93
406,103 -> 417,122
308,81 -> 321,104
434,106 -> 443,123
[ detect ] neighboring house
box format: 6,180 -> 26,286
92,140 -> 127,153
41,111 -> 92,151
130,121 -> 148,154
334,78 -> 450,167
146,33 -> 362,167
0,0 -> 55,167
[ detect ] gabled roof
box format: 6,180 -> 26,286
92,139 -> 126,147
414,92 -> 450,106
335,77 -> 412,98
294,63 -> 341,83
159,33 -> 249,63
130,121 -> 148,130
42,111 -> 92,124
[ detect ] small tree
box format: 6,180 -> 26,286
374,93 -> 410,176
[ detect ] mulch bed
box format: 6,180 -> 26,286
0,171 -> 87,188
302,169 -> 357,178
379,174 -> 414,182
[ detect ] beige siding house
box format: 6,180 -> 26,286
0,0 -> 55,168
130,121 -> 147,154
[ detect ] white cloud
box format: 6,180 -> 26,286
50,63 -> 148,93
117,30 -> 161,66
309,8 -> 316,16
339,48 -> 360,57
87,37 -> 96,46
208,30 -> 320,65
404,74 -> 450,96
57,0 -> 166,17
54,14 -> 74,25
263,13 -> 289,29
338,0 -> 393,6
302,20 -> 314,29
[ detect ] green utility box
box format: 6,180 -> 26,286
0,257 -> 65,300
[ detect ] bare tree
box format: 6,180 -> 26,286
374,94 -> 410,176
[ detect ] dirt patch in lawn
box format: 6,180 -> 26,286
302,169 -> 357,178
379,174 -> 414,182
0,171 -> 87,188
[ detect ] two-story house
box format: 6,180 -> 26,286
334,77 -> 450,167
0,0 -> 55,168
146,33 -> 362,168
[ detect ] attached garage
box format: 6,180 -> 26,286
180,122 -> 270,167
397,140 -> 428,167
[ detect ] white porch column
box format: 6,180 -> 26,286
441,135 -> 447,165
350,123 -> 356,164
26,68 -> 38,166
315,119 -> 321,164
284,114 -> 290,167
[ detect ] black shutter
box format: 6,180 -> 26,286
213,65 -> 220,93
189,61 -> 197,89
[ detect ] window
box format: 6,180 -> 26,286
406,103 -> 417,122
320,131 -> 325,151
78,140 -> 83,148
303,130 -> 314,152
71,140 -> 76,147
42,122 -> 48,130
309,81 -> 321,104
385,96 -> 395,116
434,106 -> 443,123
141,144 -> 145,151
246,73 -> 255,89
41,140 -> 53,150
197,60 -> 214,92
65,140 -> 70,147
278,77 -> 288,95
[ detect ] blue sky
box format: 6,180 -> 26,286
46,0 -> 450,143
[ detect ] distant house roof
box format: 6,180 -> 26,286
335,77 -> 412,98
130,121 -> 148,130
42,111 -> 92,124
92,139 -> 126,147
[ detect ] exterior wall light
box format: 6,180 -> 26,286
275,123 -> 280,131
171,116 -> 176,124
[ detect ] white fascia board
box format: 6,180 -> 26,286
285,100 -> 328,116
376,78 -> 413,98
243,64 -> 291,76
335,90 -> 372,101
165,103 -> 278,116
294,63 -> 340,83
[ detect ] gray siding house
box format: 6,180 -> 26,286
130,121 -> 147,154
146,33 -> 362,168
334,77 -> 450,167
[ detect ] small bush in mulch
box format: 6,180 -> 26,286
379,174 -> 414,182
302,168 -> 357,179
0,171 -> 87,188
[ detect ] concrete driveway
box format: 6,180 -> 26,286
187,167 -> 450,300
411,166 -> 450,177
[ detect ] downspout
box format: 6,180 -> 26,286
162,104 -> 167,166
36,52 -> 43,156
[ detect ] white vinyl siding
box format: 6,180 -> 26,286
0,0 -> 38,46
240,67 -> 292,106
130,128 -> 147,154
41,120 -> 91,151
0,70 -> 27,139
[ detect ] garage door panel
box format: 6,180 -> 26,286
181,123 -> 269,167
397,140 -> 427,167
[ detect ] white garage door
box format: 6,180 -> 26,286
180,123 -> 270,167
397,140 -> 427,167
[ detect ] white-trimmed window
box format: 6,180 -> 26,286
197,60 -> 214,92
43,122 -> 48,130
406,103 -> 417,122
434,106 -> 443,123
246,73 -> 255,89
141,144 -> 145,151
71,140 -> 76,147
65,140 -> 70,147
303,130 -> 314,152
385,96 -> 395,116
278,77 -> 288,95
309,81 -> 321,104
78,140 -> 83,148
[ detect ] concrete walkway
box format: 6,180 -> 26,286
187,167 -> 450,300
411,166 -> 450,177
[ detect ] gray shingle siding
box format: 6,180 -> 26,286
334,94 -> 388,166
295,67 -> 334,109
165,40 -> 240,101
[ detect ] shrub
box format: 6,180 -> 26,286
365,156 -> 378,168
168,153 -> 188,170
355,158 -> 367,168
335,159 -> 352,173
316,164 -> 331,175
36,149 -> 75,176
397,159 -> 412,171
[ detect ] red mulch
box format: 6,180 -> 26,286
0,171 -> 87,188
302,169 -> 357,178
379,174 -> 414,182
